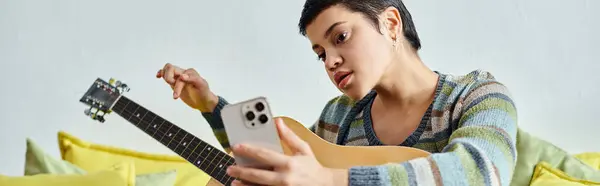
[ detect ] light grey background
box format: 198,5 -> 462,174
1,0 -> 598,175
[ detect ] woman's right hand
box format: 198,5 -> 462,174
156,63 -> 219,112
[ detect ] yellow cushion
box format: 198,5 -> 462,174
0,162 -> 135,186
25,138 -> 177,186
575,153 -> 600,170
530,161 -> 600,186
57,131 -> 211,186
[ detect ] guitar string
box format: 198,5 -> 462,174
111,99 -> 235,165
112,97 -> 232,163
112,99 -> 236,184
111,98 -> 236,183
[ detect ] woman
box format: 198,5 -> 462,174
157,0 -> 517,185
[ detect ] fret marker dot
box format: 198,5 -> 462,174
219,164 -> 223,168
196,161 -> 201,164
183,142 -> 187,146
136,113 -> 140,117
168,133 -> 172,137
208,147 -> 211,150
153,124 -> 157,128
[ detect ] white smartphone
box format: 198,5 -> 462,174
221,96 -> 283,170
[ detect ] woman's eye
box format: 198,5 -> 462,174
335,32 -> 349,44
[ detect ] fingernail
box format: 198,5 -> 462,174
227,166 -> 237,176
173,92 -> 178,98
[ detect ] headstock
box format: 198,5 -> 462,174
79,78 -> 130,123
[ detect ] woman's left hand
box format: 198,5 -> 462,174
226,117 -> 348,186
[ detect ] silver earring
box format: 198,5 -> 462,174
392,38 -> 398,48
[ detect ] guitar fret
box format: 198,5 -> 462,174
209,153 -> 223,177
185,138 -> 201,160
158,123 -> 173,143
198,150 -> 214,172
141,111 -> 157,135
127,109 -> 142,126
212,154 -> 227,176
144,117 -> 160,138
208,152 -> 221,175
110,96 -> 235,185
166,128 -> 181,149
128,105 -> 140,121
191,143 -> 209,164
174,133 -> 190,156
191,144 -> 208,166
117,99 -> 130,115
121,100 -> 137,120
145,114 -> 157,131
179,135 -> 196,159
206,149 -> 223,176
217,167 -> 229,183
220,156 -> 235,183
136,109 -> 148,126
225,177 -> 234,186
151,119 -> 166,138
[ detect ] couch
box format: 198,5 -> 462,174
1,129 -> 600,186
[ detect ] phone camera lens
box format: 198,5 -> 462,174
258,114 -> 268,124
245,111 -> 255,121
255,102 -> 265,112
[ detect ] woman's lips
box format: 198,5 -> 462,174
336,72 -> 353,89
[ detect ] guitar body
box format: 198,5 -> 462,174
79,78 -> 430,186
205,116 -> 431,186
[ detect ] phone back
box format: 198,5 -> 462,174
220,97 -> 283,169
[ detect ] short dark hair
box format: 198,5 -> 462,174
298,0 -> 421,51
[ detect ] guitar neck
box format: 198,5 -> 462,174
110,96 -> 235,185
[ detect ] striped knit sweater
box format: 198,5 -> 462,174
202,69 -> 518,186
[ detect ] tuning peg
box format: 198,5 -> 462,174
96,115 -> 106,123
109,78 -> 116,86
121,84 -> 130,92
84,108 -> 92,116
87,108 -> 107,123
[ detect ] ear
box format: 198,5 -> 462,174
380,7 -> 402,41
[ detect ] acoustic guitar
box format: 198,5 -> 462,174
79,78 -> 430,186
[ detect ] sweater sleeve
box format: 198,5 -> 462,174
348,81 -> 518,186
200,96 -> 233,153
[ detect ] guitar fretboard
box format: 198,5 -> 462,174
111,96 -> 235,185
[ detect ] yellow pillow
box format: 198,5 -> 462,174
530,161 -> 600,186
575,153 -> 600,170
57,131 -> 211,186
0,162 -> 135,186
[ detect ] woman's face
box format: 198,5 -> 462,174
305,5 -> 399,100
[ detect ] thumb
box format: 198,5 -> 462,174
275,118 -> 312,155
